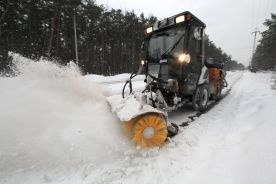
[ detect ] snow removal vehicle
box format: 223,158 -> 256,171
107,11 -> 227,148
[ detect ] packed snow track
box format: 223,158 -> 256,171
1,54 -> 276,184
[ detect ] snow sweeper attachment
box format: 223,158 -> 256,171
107,11 -> 227,148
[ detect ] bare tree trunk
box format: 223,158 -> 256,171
55,9 -> 60,57
47,0 -> 59,57
0,0 -> 10,37
131,39 -> 135,72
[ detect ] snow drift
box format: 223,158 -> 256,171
0,53 -> 130,183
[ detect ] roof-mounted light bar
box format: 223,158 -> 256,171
175,15 -> 185,24
146,27 -> 153,34
145,12 -> 202,35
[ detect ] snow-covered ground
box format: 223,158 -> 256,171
85,73 -> 145,95
1,54 -> 276,184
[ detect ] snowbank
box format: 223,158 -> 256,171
0,53 -> 131,184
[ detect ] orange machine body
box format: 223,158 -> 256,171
208,68 -> 222,95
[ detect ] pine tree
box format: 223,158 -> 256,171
252,13 -> 276,70
0,1 -> 243,74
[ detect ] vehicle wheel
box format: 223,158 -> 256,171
192,88 -> 200,111
192,84 -> 210,111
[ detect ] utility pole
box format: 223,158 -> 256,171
73,9 -> 79,64
252,28 -> 260,57
250,28 -> 260,68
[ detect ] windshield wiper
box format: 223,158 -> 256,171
161,33 -> 185,59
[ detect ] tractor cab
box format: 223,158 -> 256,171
108,11 -> 228,148
142,12 -> 207,97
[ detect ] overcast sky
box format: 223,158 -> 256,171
96,0 -> 276,66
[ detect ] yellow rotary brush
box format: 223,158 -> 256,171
123,113 -> 167,148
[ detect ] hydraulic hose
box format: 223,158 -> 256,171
122,72 -> 137,98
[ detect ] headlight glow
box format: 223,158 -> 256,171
178,53 -> 191,63
141,60 -> 145,65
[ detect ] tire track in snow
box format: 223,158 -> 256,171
169,71 -> 244,128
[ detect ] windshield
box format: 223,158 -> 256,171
148,28 -> 185,61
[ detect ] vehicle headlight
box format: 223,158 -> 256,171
178,53 -> 191,63
141,60 -> 145,65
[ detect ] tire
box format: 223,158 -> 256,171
192,84 -> 210,111
192,88 -> 200,111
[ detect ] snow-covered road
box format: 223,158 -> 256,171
1,54 -> 276,184
169,71 -> 276,184
86,71 -> 276,184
